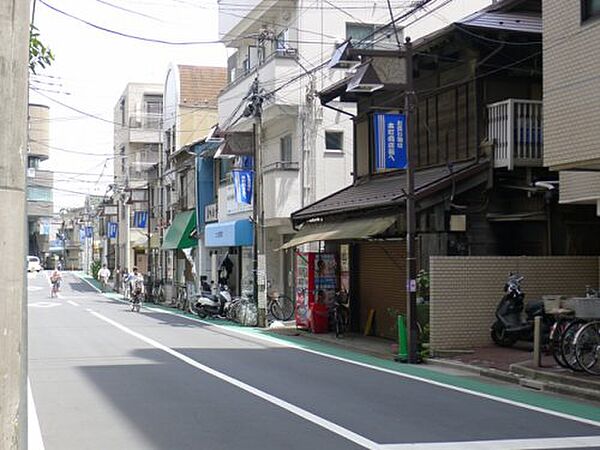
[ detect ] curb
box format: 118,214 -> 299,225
511,363 -> 600,402
424,358 -> 523,385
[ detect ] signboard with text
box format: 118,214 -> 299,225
373,113 -> 407,171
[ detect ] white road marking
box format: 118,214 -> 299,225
28,379 -> 46,450
144,307 -> 600,429
66,300 -> 80,307
77,275 -> 600,430
88,309 -> 380,450
28,302 -> 62,308
379,436 -> 600,449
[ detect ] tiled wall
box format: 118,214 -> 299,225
429,256 -> 599,351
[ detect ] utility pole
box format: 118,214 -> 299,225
0,1 -> 29,447
248,78 -> 266,327
404,37 -> 419,364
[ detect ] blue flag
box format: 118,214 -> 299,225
108,222 -> 118,238
133,211 -> 148,228
233,170 -> 254,205
85,226 -> 93,238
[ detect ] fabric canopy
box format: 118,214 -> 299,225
161,210 -> 197,250
130,229 -> 148,248
280,216 -> 396,250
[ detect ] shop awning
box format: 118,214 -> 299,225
205,219 -> 253,248
130,229 -> 148,248
280,216 -> 396,250
161,210 -> 197,250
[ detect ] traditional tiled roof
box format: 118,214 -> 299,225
292,159 -> 489,222
177,65 -> 227,108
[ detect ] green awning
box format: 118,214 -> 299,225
162,210 -> 197,250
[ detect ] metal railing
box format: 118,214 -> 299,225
487,99 -> 543,170
129,113 -> 162,130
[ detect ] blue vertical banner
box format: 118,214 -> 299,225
85,226 -> 93,238
373,113 -> 407,171
233,170 -> 254,205
107,222 -> 118,239
80,228 -> 86,242
133,211 -> 148,228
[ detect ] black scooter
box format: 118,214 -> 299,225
490,274 -> 553,347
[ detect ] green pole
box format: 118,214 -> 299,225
396,314 -> 408,362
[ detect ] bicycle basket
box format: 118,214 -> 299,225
564,297 -> 600,319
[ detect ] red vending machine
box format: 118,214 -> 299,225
294,252 -> 337,332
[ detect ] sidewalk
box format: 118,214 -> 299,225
266,325 -> 600,403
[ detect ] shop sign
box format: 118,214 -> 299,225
232,169 -> 254,205
205,203 -> 218,223
226,184 -> 253,215
373,113 -> 407,171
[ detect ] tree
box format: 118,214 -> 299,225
29,25 -> 54,74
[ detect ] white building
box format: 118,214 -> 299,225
112,83 -> 163,273
216,0 -> 492,298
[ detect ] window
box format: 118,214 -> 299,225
280,134 -> 293,162
119,98 -> 126,126
582,0 -> 600,21
325,131 -> 343,152
275,29 -> 290,53
144,95 -> 162,128
346,23 -> 377,49
28,156 -> 40,169
219,158 -> 234,184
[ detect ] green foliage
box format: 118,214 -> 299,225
416,269 -> 430,299
29,25 -> 54,74
91,260 -> 102,280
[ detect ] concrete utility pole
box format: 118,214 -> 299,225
0,1 -> 29,448
404,37 -> 419,364
248,78 -> 267,327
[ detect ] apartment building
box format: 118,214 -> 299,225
27,103 -> 54,260
159,65 -> 226,295
544,1 -> 600,235
112,83 -> 163,273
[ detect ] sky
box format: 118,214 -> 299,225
30,0 -> 227,210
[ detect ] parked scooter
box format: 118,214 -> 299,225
194,282 -> 232,319
490,273 -> 554,347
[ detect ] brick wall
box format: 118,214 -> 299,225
543,2 -> 600,168
429,256 -> 599,352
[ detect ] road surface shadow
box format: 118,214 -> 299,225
76,348 -> 360,450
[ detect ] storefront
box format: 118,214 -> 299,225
161,210 -> 197,295
204,219 -> 253,296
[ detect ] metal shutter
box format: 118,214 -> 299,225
358,241 -> 406,339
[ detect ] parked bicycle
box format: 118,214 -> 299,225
267,291 -> 294,321
332,290 -> 350,338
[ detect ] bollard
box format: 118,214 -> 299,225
396,315 -> 408,362
533,316 -> 542,367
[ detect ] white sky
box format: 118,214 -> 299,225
30,0 -> 227,210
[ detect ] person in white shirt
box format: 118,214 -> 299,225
98,264 -> 111,293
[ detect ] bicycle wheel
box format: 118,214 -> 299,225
561,319 -> 586,372
270,295 -> 294,321
575,321 -> 600,376
549,319 -> 570,369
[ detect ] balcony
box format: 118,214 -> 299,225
128,113 -> 162,144
487,99 -> 543,170
218,53 -> 301,128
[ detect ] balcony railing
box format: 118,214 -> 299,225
129,113 -> 161,130
487,99 -> 543,170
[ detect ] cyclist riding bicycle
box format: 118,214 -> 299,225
98,264 -> 111,293
127,267 -> 145,311
50,267 -> 62,298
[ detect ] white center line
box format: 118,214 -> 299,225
28,379 -> 46,450
66,300 -> 79,307
88,309 -> 380,450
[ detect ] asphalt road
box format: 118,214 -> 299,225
28,271 -> 600,450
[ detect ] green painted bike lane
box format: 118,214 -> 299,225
75,271 -> 600,425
